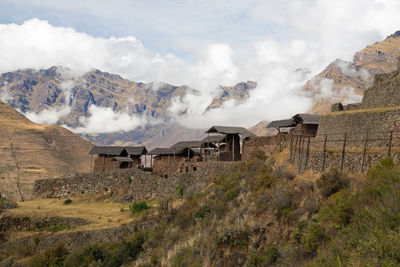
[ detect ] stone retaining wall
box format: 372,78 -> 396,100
242,134 -> 289,161
32,162 -> 235,201
0,220 -> 156,253
300,149 -> 400,173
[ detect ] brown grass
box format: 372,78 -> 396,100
2,194 -> 158,239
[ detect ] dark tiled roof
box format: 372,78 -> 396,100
292,114 -> 321,125
89,146 -> 147,155
267,119 -> 296,128
89,146 -> 126,155
200,134 -> 227,144
125,146 -> 147,155
171,141 -> 201,148
112,157 -> 134,163
205,126 -> 256,138
149,147 -> 190,155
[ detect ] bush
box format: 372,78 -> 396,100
176,184 -> 184,199
172,247 -> 201,267
272,164 -> 296,180
27,242 -> 68,267
217,226 -> 250,249
130,201 -> 150,215
263,243 -> 280,264
316,169 -> 349,198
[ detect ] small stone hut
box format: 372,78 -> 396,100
267,119 -> 296,133
205,126 -> 255,161
149,146 -> 198,177
89,146 -> 147,172
291,114 -> 320,137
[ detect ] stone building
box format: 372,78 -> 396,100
291,114 -> 321,137
205,126 -> 255,161
89,146 -> 147,172
149,147 -> 201,178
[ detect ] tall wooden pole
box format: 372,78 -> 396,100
388,131 -> 393,157
322,134 -> 327,172
304,136 -> 311,172
340,133 -> 347,173
361,130 -> 369,172
232,134 -> 235,161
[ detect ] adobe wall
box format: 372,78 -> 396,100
93,155 -> 115,172
242,134 -> 289,161
32,162 -> 235,202
152,155 -> 202,177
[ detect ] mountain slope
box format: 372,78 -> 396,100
303,31 -> 400,114
0,68 -> 255,147
0,101 -> 92,201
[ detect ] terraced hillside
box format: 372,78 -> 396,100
0,101 -> 92,201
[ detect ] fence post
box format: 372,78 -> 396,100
292,135 -> 298,164
322,134 -> 327,172
388,131 -> 393,158
289,134 -> 293,159
297,136 -> 302,172
340,133 -> 347,173
304,136 -> 311,171
361,130 -> 369,173
298,136 -> 305,173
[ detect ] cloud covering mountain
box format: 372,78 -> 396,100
0,1 -> 399,131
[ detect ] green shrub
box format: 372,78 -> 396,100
176,184 -> 184,199
194,204 -> 211,220
172,247 -> 201,267
263,243 -> 280,264
27,242 -> 68,267
316,169 -> 349,198
272,164 -> 296,180
217,226 -> 250,249
249,149 -> 267,161
130,201 -> 150,215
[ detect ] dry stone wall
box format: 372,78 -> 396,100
242,134 -> 289,161
32,162 -> 235,201
305,149 -> 400,172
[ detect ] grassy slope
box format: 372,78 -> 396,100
0,101 -> 93,200
2,150 -> 400,266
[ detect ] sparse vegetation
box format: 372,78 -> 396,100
129,201 -> 150,215
3,157 -> 400,266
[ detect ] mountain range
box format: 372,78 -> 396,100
1,31 -> 400,145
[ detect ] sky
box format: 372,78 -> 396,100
0,0 -> 399,132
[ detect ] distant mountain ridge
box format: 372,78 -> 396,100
1,30 -> 399,146
303,30 -> 400,114
0,67 -> 256,148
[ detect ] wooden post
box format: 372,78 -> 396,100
102,155 -> 105,173
297,136 -> 303,173
340,133 -> 347,173
145,155 -> 147,168
322,134 -> 327,172
289,134 -> 293,159
304,136 -> 311,171
388,131 -> 393,157
90,154 -> 93,172
361,130 -> 369,173
292,135 -> 298,164
207,133 -> 209,162
232,134 -> 235,161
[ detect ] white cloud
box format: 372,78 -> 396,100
24,105 -> 72,124
0,81 -> 12,103
0,0 -> 399,132
68,105 -> 148,134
